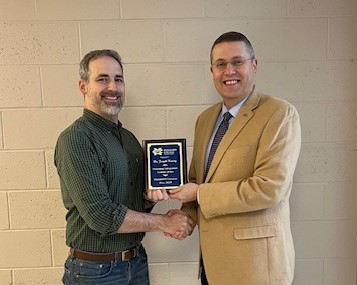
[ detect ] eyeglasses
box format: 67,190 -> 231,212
211,58 -> 253,70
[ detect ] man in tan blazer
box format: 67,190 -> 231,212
168,32 -> 301,285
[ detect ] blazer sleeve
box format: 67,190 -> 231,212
199,103 -> 301,219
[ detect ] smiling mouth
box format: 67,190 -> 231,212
101,90 -> 122,101
223,80 -> 239,85
103,96 -> 120,100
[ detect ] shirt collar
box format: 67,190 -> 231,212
221,96 -> 249,119
83,109 -> 122,132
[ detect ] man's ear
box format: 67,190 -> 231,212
252,58 -> 258,74
79,80 -> 87,96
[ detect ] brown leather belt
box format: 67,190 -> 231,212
70,246 -> 137,262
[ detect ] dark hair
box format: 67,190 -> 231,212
210,31 -> 255,63
79,49 -> 123,82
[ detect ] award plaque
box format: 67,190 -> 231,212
143,139 -> 187,190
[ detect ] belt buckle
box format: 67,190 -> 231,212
121,249 -> 128,261
121,247 -> 136,261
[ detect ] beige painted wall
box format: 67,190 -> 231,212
0,0 -> 356,284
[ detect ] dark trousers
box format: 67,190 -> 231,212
201,258 -> 209,285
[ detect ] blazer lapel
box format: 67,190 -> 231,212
205,92 -> 261,182
195,103 -> 221,183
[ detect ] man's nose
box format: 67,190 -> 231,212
107,80 -> 118,91
225,63 -> 237,75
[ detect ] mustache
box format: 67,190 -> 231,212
100,90 -> 123,97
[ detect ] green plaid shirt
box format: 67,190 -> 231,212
55,109 -> 145,253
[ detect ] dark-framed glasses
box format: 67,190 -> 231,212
212,57 -> 253,70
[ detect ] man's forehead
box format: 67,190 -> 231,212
88,56 -> 123,75
212,41 -> 247,57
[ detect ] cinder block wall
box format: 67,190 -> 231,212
0,1 -> 356,284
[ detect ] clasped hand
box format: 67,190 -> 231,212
163,209 -> 194,240
145,186 -> 198,240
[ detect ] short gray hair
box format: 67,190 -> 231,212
79,49 -> 123,82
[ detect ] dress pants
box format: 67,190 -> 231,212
201,258 -> 209,285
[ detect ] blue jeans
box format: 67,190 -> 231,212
62,245 -> 149,285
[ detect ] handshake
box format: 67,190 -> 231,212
161,209 -> 194,240
145,183 -> 200,240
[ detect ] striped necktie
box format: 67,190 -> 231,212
205,112 -> 233,178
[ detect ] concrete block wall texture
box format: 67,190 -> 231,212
0,0 -> 356,284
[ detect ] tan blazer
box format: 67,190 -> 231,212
182,91 -> 301,285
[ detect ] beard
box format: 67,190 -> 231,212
99,90 -> 124,116
103,104 -> 121,116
